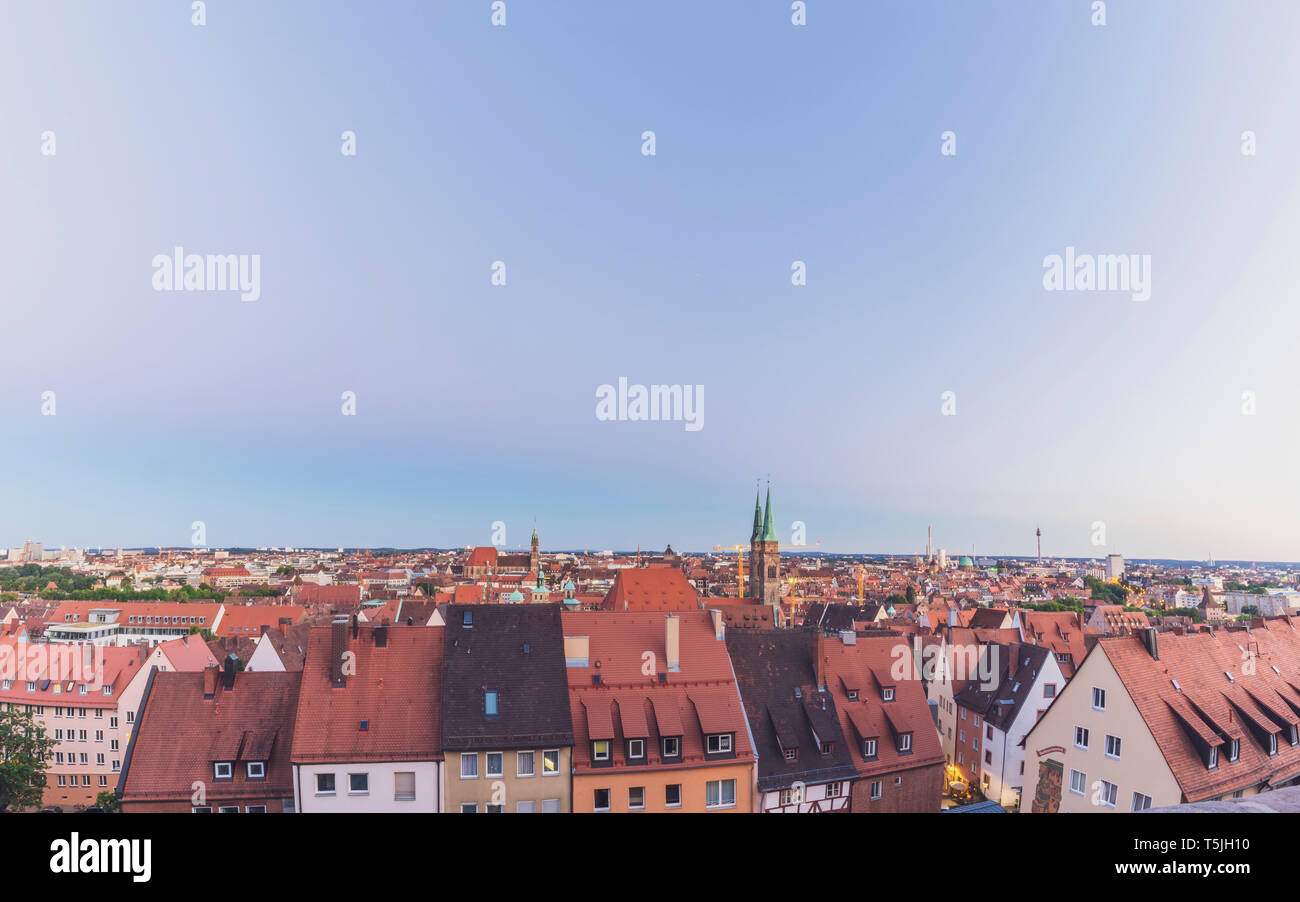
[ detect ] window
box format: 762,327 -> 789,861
1099,780 -> 1118,808
985,724 -> 993,741
1208,746 -> 1219,770
882,688 -> 895,702
246,805 -> 267,813
593,740 -> 611,761
462,611 -> 473,628
247,761 -> 265,779
214,761 -> 232,780
486,752 -> 504,778
1131,792 -> 1152,811
984,750 -> 992,765
1070,769 -> 1086,795
217,805 -> 239,813
1270,733 -> 1279,756
825,782 -> 842,798
517,750 -> 535,777
349,773 -> 369,794
665,784 -> 682,808
315,773 -> 336,795
192,806 -> 212,813
461,753 -> 479,779
1074,726 -> 1089,750
627,739 -> 645,760
484,690 -> 498,716
543,749 -> 560,775
662,737 -> 680,758
784,748 -> 797,761
594,788 -> 611,812
870,780 -> 883,800
897,733 -> 912,753
973,715 -> 981,727
542,798 -> 561,813
461,803 -> 477,813
517,800 -> 536,813
706,734 -> 732,754
1044,683 -> 1057,698
863,738 -> 877,759
1091,687 -> 1106,711
1228,739 -> 1240,762
395,772 -> 416,801
485,804 -> 503,813
1105,735 -> 1122,759
628,786 -> 645,810
706,779 -> 736,809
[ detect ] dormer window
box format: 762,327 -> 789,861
1228,739 -> 1240,762
214,762 -> 233,780
783,748 -> 797,761
846,690 -> 858,701
662,737 -> 681,758
1208,746 -> 1219,770
1269,733 -> 1279,757
897,733 -> 912,753
627,739 -> 645,760
1291,725 -> 1298,747
820,741 -> 834,755
706,734 -> 732,754
863,738 -> 878,759
247,761 -> 265,779
882,688 -> 895,702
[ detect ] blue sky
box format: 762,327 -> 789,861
3,1 -> 1300,559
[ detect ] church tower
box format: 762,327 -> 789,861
530,522 -> 540,574
749,487 -> 780,606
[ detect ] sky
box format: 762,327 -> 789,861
3,0 -> 1300,560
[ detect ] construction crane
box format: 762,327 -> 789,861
712,541 -> 821,598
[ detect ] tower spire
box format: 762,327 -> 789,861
761,485 -> 776,542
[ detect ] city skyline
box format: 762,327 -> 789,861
5,2 -> 1300,561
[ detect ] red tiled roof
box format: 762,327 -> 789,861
601,569 -> 700,612
290,623 -> 444,763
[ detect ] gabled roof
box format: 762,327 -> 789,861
602,568 -> 700,612
121,669 -> 302,804
442,604 -> 572,750
726,630 -> 857,791
1102,621 -> 1300,802
290,623 -> 444,763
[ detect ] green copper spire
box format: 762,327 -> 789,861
751,491 -> 763,542
761,486 -> 777,542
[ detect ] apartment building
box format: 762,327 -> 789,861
565,610 -> 756,813
1023,621 -> 1300,812
443,604 -> 573,813
727,629 -> 855,812
0,642 -> 144,808
291,619 -> 445,812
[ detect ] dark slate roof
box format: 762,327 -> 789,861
952,642 -> 1050,732
726,630 -> 859,792
804,603 -> 863,632
442,604 -> 574,750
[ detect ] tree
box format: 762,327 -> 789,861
95,790 -> 120,812
905,584 -> 916,604
0,707 -> 57,811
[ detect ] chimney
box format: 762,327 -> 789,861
709,609 -> 724,640
330,616 -> 348,685
202,663 -> 217,699
278,617 -> 290,636
665,614 -> 680,673
260,624 -> 270,636
221,653 -> 238,690
374,624 -> 387,648
351,614 -> 359,639
815,630 -> 826,691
